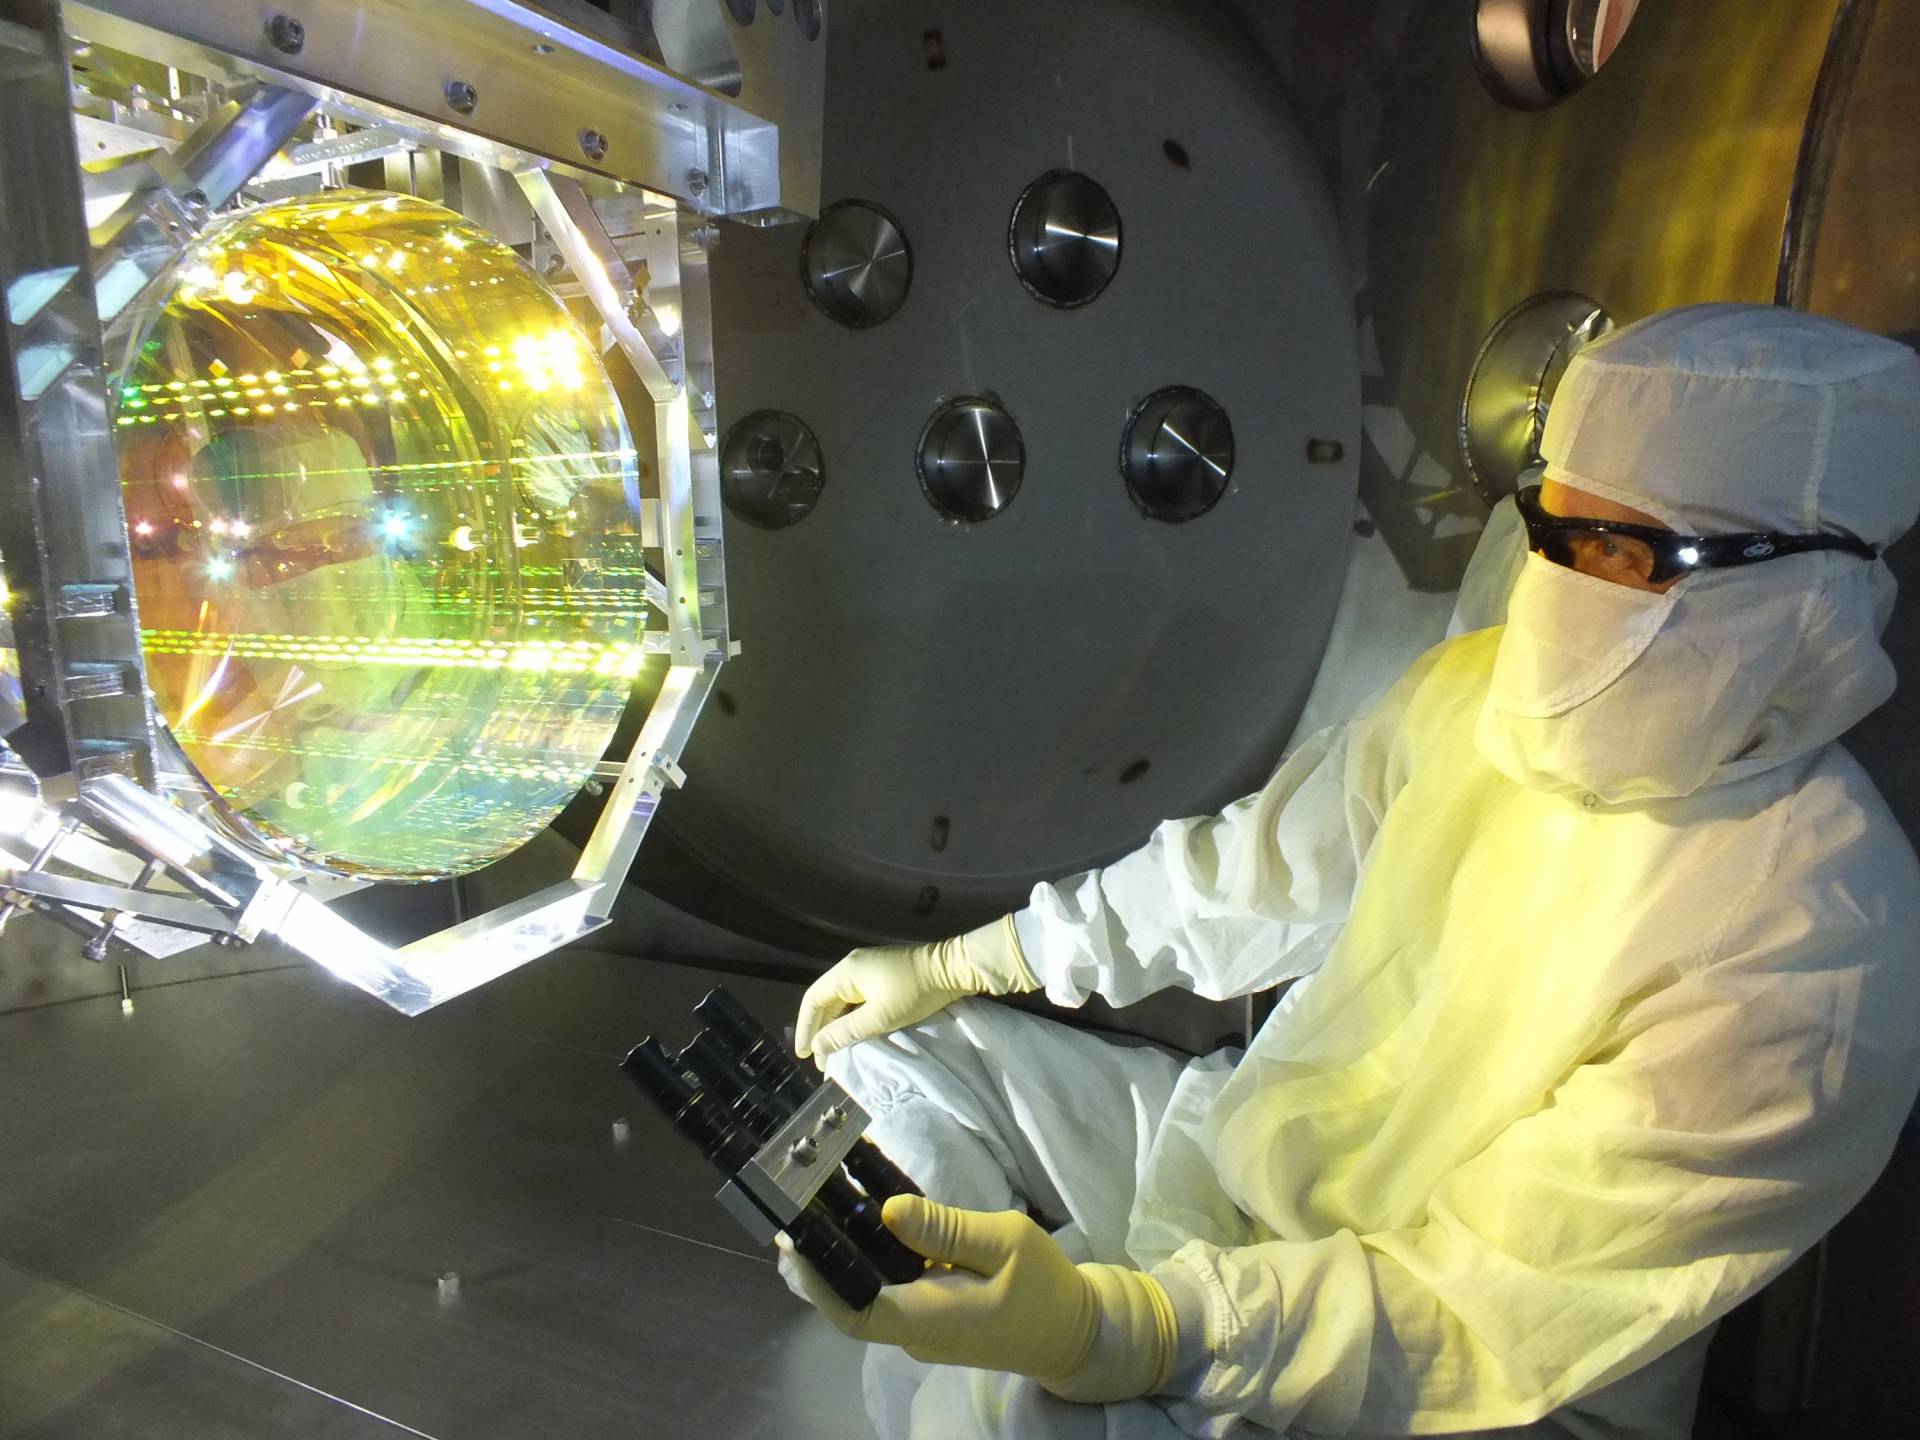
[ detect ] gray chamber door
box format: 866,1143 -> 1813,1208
635,0 -> 1363,951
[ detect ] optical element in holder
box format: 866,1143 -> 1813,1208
916,397 -> 1025,523
718,1080 -> 871,1245
1008,170 -> 1122,308
801,200 -> 912,329
720,410 -> 825,529
1473,0 -> 1645,110
113,191 -> 647,880
1459,291 -> 1612,505
1121,386 -> 1235,522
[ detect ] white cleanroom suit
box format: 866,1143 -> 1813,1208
793,304 -> 1920,1439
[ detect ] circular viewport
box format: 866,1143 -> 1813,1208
1459,291 -> 1613,504
1473,0 -> 1645,109
1007,170 -> 1122,308
720,410 -> 825,529
801,200 -> 912,329
916,397 -> 1025,523
1120,386 -> 1235,522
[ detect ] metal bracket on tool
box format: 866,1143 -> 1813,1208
715,1081 -> 871,1244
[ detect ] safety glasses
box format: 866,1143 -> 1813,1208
1514,485 -> 1878,586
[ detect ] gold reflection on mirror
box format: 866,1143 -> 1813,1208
113,190 -> 650,878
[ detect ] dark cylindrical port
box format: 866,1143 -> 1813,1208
720,410 -> 825,529
1008,170 -> 1122,308
916,397 -> 1025,523
1120,386 -> 1235,522
802,200 -> 912,329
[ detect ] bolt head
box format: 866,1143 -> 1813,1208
265,13 -> 306,54
578,128 -> 609,162
444,79 -> 478,114
685,167 -> 711,198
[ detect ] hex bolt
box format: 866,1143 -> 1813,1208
685,167 -> 710,199
578,128 -> 609,162
444,79 -> 478,114
789,1136 -> 820,1167
265,13 -> 305,54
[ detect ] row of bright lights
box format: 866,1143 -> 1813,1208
140,629 -> 655,678
175,727 -> 609,788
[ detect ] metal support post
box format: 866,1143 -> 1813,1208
91,83 -> 315,332
0,0 -> 158,793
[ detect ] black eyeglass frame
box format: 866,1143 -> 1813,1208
1514,485 -> 1877,584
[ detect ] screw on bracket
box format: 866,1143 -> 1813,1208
444,79 -> 478,114
265,13 -> 306,54
578,128 -> 609,163
685,167 -> 711,200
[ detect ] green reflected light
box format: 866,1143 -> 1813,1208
114,190 -> 651,878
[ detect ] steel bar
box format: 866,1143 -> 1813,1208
0,0 -> 157,792
65,0 -> 825,216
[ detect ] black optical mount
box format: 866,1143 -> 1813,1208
622,986 -> 928,1310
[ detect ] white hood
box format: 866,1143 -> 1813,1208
1477,304 -> 1920,802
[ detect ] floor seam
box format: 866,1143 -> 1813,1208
0,1253 -> 447,1440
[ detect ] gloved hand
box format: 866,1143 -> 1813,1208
793,916 -> 1039,1064
776,1194 -> 1178,1404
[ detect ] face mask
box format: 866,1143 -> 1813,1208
1485,554 -> 1677,718
1477,553 -> 1699,803
1480,549 -> 1901,804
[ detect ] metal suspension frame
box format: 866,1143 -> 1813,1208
0,0 -> 814,1013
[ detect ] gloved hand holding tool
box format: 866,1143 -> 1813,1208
777,1193 -> 1178,1404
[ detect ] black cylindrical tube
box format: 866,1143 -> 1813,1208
818,1170 -> 925,1283
679,1031 -> 925,1285
680,1031 -> 790,1138
695,988 -> 926,1202
694,986 -> 819,1111
622,1039 -> 885,1309
841,1140 -> 924,1204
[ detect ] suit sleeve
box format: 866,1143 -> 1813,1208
1150,888 -> 1920,1435
1012,650 -> 1435,1009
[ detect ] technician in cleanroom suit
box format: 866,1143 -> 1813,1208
776,304 -> 1920,1439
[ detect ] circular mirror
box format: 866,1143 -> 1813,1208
111,190 -> 648,878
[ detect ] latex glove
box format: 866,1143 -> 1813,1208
776,1194 -> 1177,1404
794,916 -> 1038,1064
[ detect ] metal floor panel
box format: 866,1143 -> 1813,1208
0,1260 -> 420,1439
0,954 -> 876,1439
